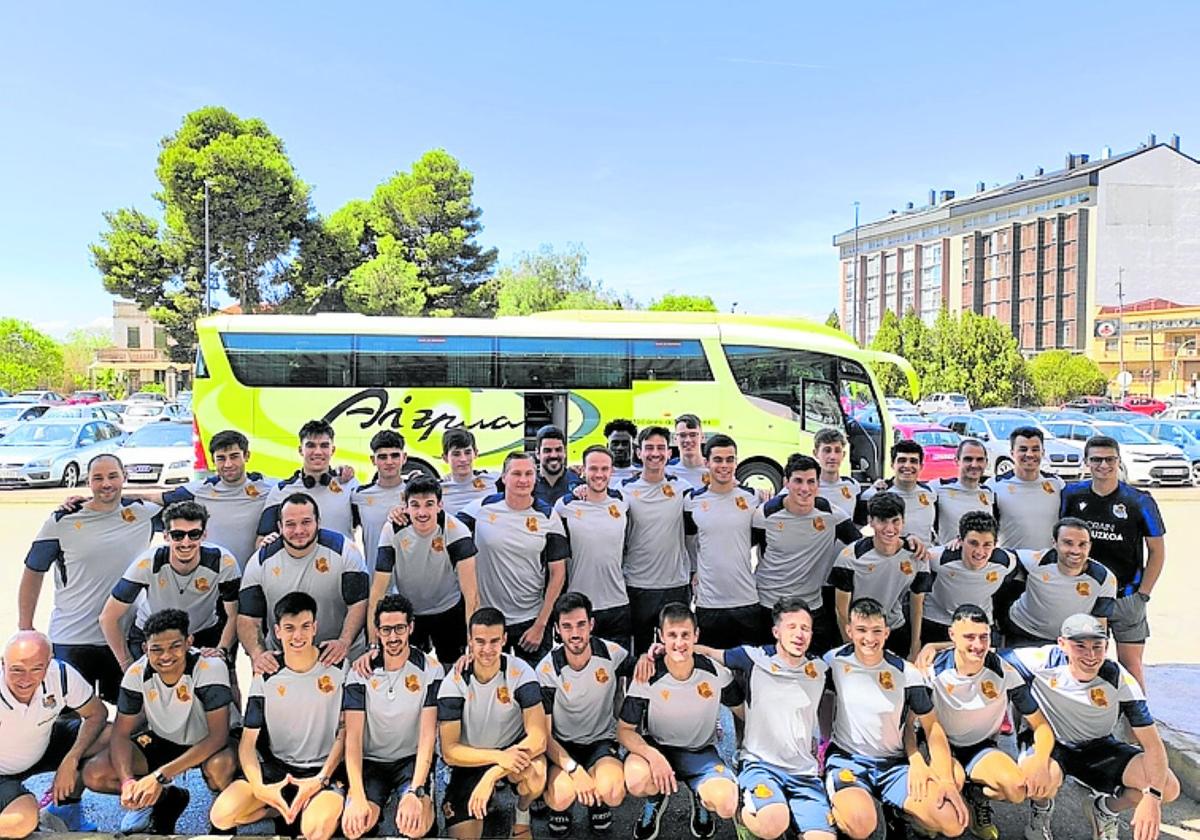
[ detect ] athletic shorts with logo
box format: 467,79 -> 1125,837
824,751 -> 909,809
739,760 -> 833,833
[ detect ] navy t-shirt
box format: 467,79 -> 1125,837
1059,481 -> 1164,594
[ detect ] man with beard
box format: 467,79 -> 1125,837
987,427 -> 1063,551
533,426 -> 583,506
100,500 -> 241,670
259,420 -> 358,543
341,594 -> 442,840
921,513 -> 1019,644
21,453 -> 161,702
670,414 -> 710,489
604,419 -> 640,487
861,441 -> 937,542
934,440 -> 994,546
351,430 -> 411,563
239,493 -> 370,674
439,430 -> 499,518
538,593 -> 631,836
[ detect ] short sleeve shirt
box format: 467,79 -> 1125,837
829,538 -> 932,629
0,660 -> 94,775
343,648 -> 443,762
25,499 -> 162,645
555,491 -> 630,612
117,651 -> 233,746
439,471 -> 498,518
987,472 -> 1063,550
924,546 -> 1019,626
925,649 -> 1037,746
351,480 -> 407,564
1059,481 -> 1166,594
245,659 -> 347,768
683,485 -> 760,608
1008,550 -> 1118,641
375,514 -> 476,616
112,544 -> 241,633
818,477 -> 862,521
620,473 -> 693,590
258,471 -> 359,540
823,645 -> 933,760
436,655 -> 542,749
537,638 -> 630,745
934,480 -> 995,546
619,654 -> 739,751
751,496 -> 860,610
861,481 -> 936,543
669,461 -> 710,492
163,473 -> 274,569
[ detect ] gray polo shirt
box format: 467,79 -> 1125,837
258,470 -> 359,540
537,638 -> 630,745
751,496 -> 861,610
861,480 -> 937,543
829,538 -> 932,629
246,659 -> 348,769
555,491 -> 630,612
683,485 -> 760,609
351,480 -> 407,562
619,654 -> 739,751
925,649 -> 1038,746
987,472 -> 1064,550
117,651 -> 233,746
1008,550 -> 1117,641
458,494 -> 569,624
824,644 -> 933,760
25,499 -> 162,645
163,473 -> 274,569
620,473 -> 692,590
924,545 -> 1019,626
437,655 -> 542,749
440,471 -> 499,517
112,544 -> 241,634
343,648 -> 443,762
933,479 -> 995,546
818,476 -> 861,521
376,514 -> 476,616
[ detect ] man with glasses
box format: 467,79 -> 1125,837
1059,436 -> 1165,689
671,414 -> 709,489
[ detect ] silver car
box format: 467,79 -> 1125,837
0,419 -> 126,488
939,413 -> 1085,479
0,403 -> 52,438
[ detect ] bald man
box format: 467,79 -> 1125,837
0,632 -> 109,836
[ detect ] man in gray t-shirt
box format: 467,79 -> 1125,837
258,420 -> 358,541
986,427 -> 1064,550
349,429 -> 409,561
861,440 -> 937,542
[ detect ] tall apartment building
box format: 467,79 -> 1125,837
832,136 -> 1200,356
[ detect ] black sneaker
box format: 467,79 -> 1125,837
529,796 -> 549,816
547,810 -> 573,836
207,820 -> 235,835
149,786 -> 191,834
689,791 -> 715,840
590,805 -> 614,833
633,793 -> 668,840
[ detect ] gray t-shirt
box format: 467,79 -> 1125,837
351,480 -> 407,563
458,495 -> 569,624
376,514 -> 476,616
258,470 -> 359,541
818,477 -> 861,521
117,651 -> 233,746
751,496 -> 860,610
440,471 -> 499,517
924,545 -> 1019,626
824,644 -> 933,759
619,654 -> 739,751
26,499 -> 162,644
829,538 -> 932,629
620,473 -> 692,590
112,544 -> 241,634
861,480 -> 937,543
987,472 -> 1064,550
163,473 -> 274,569
925,649 -> 1037,746
537,638 -> 630,745
343,648 -> 443,762
933,479 -> 995,546
1008,550 -> 1117,641
669,460 -> 710,491
0,659 -> 93,775
246,659 -> 347,768
684,485 -> 760,608
437,655 -> 542,749
555,491 -> 630,611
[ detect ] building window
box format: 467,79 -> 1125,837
1105,339 -> 1119,352
127,326 -> 140,349
153,328 -> 167,350
1133,337 -> 1150,350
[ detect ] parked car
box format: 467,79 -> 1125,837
121,402 -> 188,430
918,393 -> 972,415
44,404 -> 125,425
1158,406 -> 1200,420
1092,409 -> 1144,422
12,390 -> 66,404
0,418 -> 125,487
1042,419 -> 1191,486
128,391 -> 168,403
1061,396 -> 1116,414
976,407 -> 1039,420
0,403 -> 52,438
893,423 -> 961,481
886,397 -> 919,414
1034,409 -> 1095,423
1128,418 -> 1200,484
118,421 -> 194,485
66,390 -> 113,405
939,413 -> 1085,479
176,390 -> 193,408
1119,396 -> 1167,416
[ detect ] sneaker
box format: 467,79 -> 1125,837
1085,794 -> 1120,840
589,805 -> 614,832
690,790 -> 716,840
150,786 -> 191,834
529,796 -> 549,816
119,804 -> 154,835
547,810 -> 572,837
966,784 -> 999,840
1025,799 -> 1055,840
43,801 -> 96,832
633,793 -> 668,840
36,808 -> 69,834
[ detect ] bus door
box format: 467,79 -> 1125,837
522,391 -> 570,452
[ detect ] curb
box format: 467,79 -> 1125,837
1161,722 -> 1200,802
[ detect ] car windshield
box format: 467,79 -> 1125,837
1101,425 -> 1156,444
985,417 -> 1028,439
44,407 -> 83,417
1173,421 -> 1200,438
912,430 -> 959,447
0,407 -> 27,420
124,423 -> 190,448
102,404 -> 129,415
127,405 -> 164,417
0,423 -> 78,446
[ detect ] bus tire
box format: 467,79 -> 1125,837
405,458 -> 441,482
736,460 -> 783,495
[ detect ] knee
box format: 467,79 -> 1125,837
202,751 -> 237,790
995,774 -> 1027,804
600,779 -> 626,807
704,782 -> 738,820
837,809 -> 877,840
1164,771 -> 1181,803
933,802 -> 966,838
743,805 -> 790,839
208,787 -> 241,829
80,756 -> 110,791
0,799 -> 39,840
543,778 -> 575,811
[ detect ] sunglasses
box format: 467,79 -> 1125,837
168,528 -> 204,542
374,452 -> 406,461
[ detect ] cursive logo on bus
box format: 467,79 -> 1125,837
322,389 -> 523,444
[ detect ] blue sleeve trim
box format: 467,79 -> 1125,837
437,696 -> 465,722
376,546 -> 396,573
343,682 -> 366,711
256,505 -> 280,536
24,539 -> 61,573
341,571 -> 370,605
239,585 -> 267,618
116,686 -> 143,716
196,684 -> 233,712
514,680 -> 542,709
619,696 -> 647,727
906,685 -> 934,715
244,696 -> 265,729
1121,699 -> 1154,728
111,577 -> 144,604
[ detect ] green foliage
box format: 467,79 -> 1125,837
93,368 -> 127,400
648,294 -> 718,312
825,310 -> 841,330
480,245 -> 621,316
1028,350 -> 1108,405
0,319 -> 64,392
137,382 -> 167,395
60,327 -> 112,393
341,237 -> 427,316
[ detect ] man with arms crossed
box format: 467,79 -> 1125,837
351,430 -> 411,562
1007,614 -> 1180,840
21,453 -> 161,702
671,414 -> 709,489
459,452 -> 569,664
210,592 -> 348,840
0,631 -> 108,837
934,440 -> 994,546
922,512 -> 1019,643
1060,435 -> 1165,689
988,427 -> 1063,550
437,607 -> 548,840
371,475 -> 478,662
342,594 -> 441,840
83,608 -> 237,834
862,441 -> 936,541
439,429 -> 498,517
538,592 -> 631,836
814,427 -> 861,521
259,420 -> 358,542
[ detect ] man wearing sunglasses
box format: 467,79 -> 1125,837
1059,436 -> 1165,690
99,501 -> 240,673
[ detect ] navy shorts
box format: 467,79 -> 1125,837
824,751 -> 909,809
562,739 -> 620,770
0,718 -> 80,811
1049,736 -> 1141,796
647,743 -> 736,793
739,760 -> 832,834
52,642 -> 122,703
361,755 -> 416,808
949,739 -> 1003,777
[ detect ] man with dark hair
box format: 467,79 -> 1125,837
604,419 -> 640,487
862,440 -> 936,540
438,607 -> 548,839
935,439 -> 994,545
0,631 -> 108,835
538,593 -> 631,836
83,608 -> 237,834
352,430 -> 410,564
622,426 -> 694,654
671,414 -> 709,489
619,604 -> 741,840
752,453 -> 862,654
824,598 -> 966,840
831,493 -> 931,658
100,500 -> 241,670
259,419 -> 358,542
921,512 -> 1019,643
1060,435 -> 1164,689
987,426 -> 1063,550
681,434 -> 762,647
555,447 -> 632,645
439,429 -> 498,517
459,452 -> 569,663
813,427 -> 860,520
370,476 -> 478,662
239,493 -> 370,674
341,594 -> 442,840
1006,519 -> 1116,647
210,592 -> 348,840
534,425 -> 584,506
21,453 -> 161,702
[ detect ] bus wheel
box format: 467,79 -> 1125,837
736,460 -> 783,496
405,458 -> 441,482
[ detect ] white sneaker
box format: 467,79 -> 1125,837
1024,799 -> 1055,840
1085,794 -> 1120,840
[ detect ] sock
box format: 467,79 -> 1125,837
1096,795 -> 1118,817
514,805 -> 531,826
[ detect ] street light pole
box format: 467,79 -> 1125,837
204,180 -> 212,314
1116,267 -> 1126,398
852,201 -> 860,343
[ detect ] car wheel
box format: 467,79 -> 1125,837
61,463 -> 80,488
736,461 -> 784,496
1193,461 -> 1200,485
994,457 -> 1015,477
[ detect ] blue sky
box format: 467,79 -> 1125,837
2,2 -> 1198,337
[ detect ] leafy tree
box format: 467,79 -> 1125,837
93,368 -> 128,400
648,294 -> 718,312
825,310 -> 841,330
341,237 -> 427,316
60,327 -> 112,393
0,319 -> 64,392
479,245 -> 621,316
1029,350 -> 1107,405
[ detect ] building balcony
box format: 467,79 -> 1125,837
93,347 -> 171,365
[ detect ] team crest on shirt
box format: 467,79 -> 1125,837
979,492 -> 989,505
1042,481 -> 1055,494
804,662 -> 819,679
986,571 -> 1000,583
276,684 -> 287,696
753,784 -> 772,799
400,538 -> 412,551
701,501 -> 710,512
1076,581 -> 1091,597
838,768 -> 855,783
223,555 -> 235,568
525,516 -> 539,533
176,684 -> 191,702
944,683 -> 955,694
917,493 -> 929,506
121,508 -> 138,523
841,486 -> 852,499
329,480 -> 343,494
696,681 -> 714,699
497,686 -> 511,704
735,496 -> 749,510
272,565 -> 282,576
900,560 -> 913,575
595,668 -> 610,684
662,484 -> 676,498
562,682 -> 572,694
510,667 -> 522,678
660,689 -> 671,700
770,664 -> 780,673
137,733 -> 152,748
371,679 -> 380,690
42,694 -> 56,708
608,504 -> 621,519
866,563 -> 876,572
157,576 -> 167,588
472,477 -> 487,490
980,680 -> 999,700
405,674 -> 421,693
74,521 -> 83,530
245,484 -> 260,498
1112,504 -> 1127,520
878,671 -> 895,690
137,559 -> 150,570
317,675 -> 336,694
432,537 -> 445,553
1089,687 -> 1109,707
148,690 -> 159,702
315,556 -> 330,573
843,664 -> 852,674
813,517 -> 826,532
194,577 -> 210,592
574,508 -> 585,519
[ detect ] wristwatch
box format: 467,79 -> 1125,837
1141,786 -> 1163,800
563,758 -> 580,774
410,784 -> 429,798
154,770 -> 171,785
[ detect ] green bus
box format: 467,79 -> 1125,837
190,310 -> 915,492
